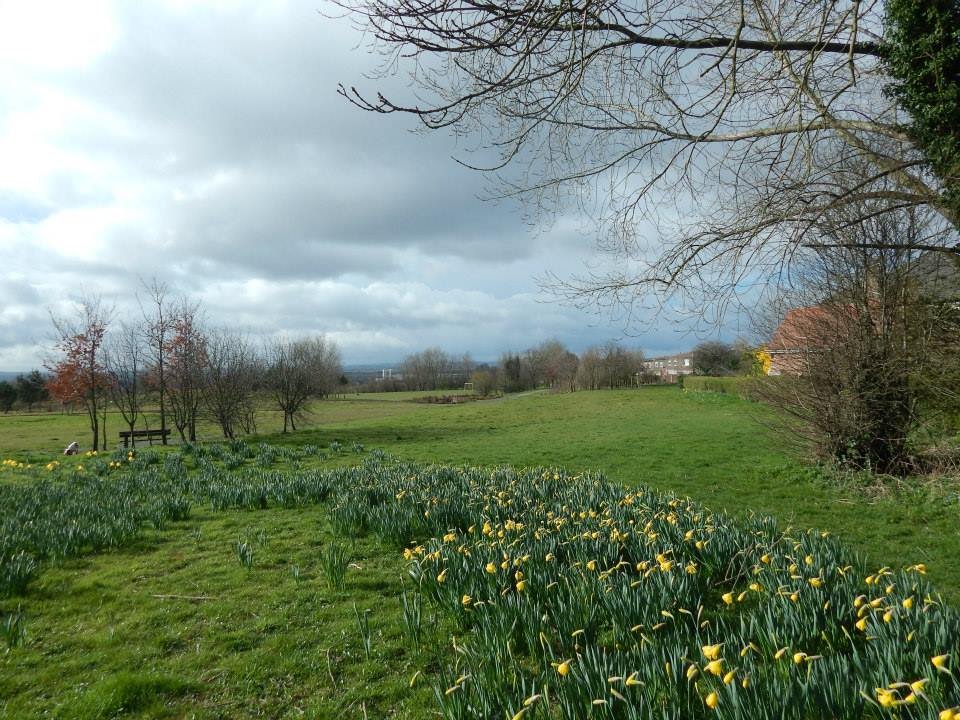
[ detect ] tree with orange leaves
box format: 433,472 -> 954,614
47,294 -> 112,451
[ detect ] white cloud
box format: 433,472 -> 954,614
0,0 -> 732,371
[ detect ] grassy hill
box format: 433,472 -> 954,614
1,387 -> 957,718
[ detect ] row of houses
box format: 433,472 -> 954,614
643,353 -> 694,381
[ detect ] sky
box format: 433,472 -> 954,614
0,0 -> 743,370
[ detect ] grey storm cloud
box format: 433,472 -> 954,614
40,1 -> 533,277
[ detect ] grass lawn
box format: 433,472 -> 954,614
273,387 -> 960,601
1,386 -> 958,718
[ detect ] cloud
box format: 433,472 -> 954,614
0,0 -> 730,371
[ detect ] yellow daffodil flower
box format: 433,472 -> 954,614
702,644 -> 723,660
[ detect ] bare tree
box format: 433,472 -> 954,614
47,294 -> 113,451
576,347 -> 604,391
139,278 -> 173,445
266,335 -> 342,433
339,0 -> 959,322
597,343 -> 644,388
166,301 -> 207,442
201,329 -> 260,440
401,348 -> 452,391
527,339 -> 579,391
754,206 -> 960,475
103,322 -> 144,446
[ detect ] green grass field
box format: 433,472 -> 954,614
1,387 -> 958,718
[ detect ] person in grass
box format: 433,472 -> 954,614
63,441 -> 79,455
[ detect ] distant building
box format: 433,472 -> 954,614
643,353 -> 694,381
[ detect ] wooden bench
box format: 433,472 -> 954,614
118,429 -> 171,447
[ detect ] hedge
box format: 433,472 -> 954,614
682,375 -> 755,398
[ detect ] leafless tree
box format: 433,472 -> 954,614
266,335 -> 342,433
139,278 -> 174,444
469,367 -> 499,396
166,300 -> 207,442
103,322 -> 144,446
338,0 -> 958,323
576,347 -> 604,390
401,347 -> 452,390
201,329 -> 260,440
754,206 -> 960,475
527,339 -> 579,390
576,343 -> 643,389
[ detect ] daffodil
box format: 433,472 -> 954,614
875,687 -> 896,708
932,654 -> 950,671
436,568 -> 447,583
705,659 -> 724,676
722,592 -> 734,605
702,643 -> 722,660
705,691 -> 719,710
554,659 -> 572,677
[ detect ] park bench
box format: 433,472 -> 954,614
118,429 -> 171,447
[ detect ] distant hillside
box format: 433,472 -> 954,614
0,371 -> 26,383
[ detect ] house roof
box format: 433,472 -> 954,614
769,305 -> 856,352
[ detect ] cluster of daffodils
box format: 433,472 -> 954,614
1,440 -> 340,597
330,462 -> 960,720
1,458 -> 31,472
0,447 -> 192,597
